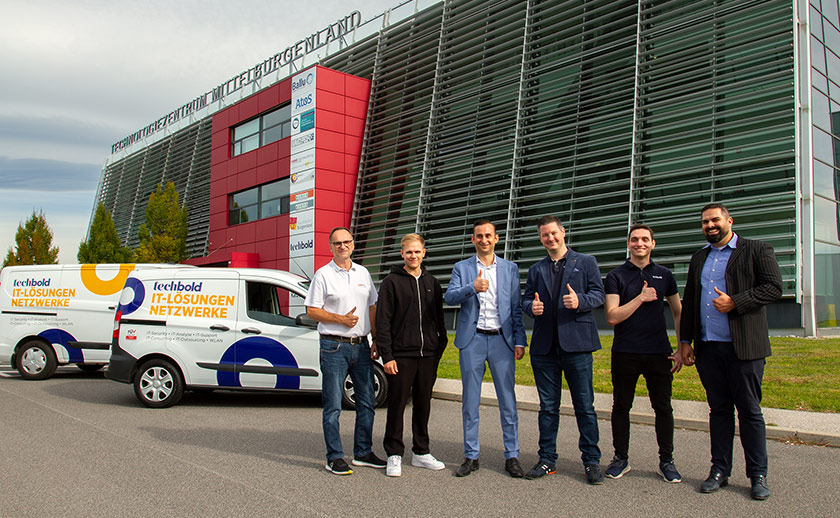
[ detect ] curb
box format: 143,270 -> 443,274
431,389 -> 840,448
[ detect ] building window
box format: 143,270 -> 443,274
231,103 -> 292,157
229,178 -> 290,225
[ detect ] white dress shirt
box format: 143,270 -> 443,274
476,255 -> 501,331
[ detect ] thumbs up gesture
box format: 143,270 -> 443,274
639,280 -> 657,302
340,306 -> 359,328
712,286 -> 735,313
474,269 -> 489,293
532,292 -> 544,316
563,283 -> 579,309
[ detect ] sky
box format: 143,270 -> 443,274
0,0 -> 401,263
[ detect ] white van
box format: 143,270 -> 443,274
0,263 -> 189,379
107,267 -> 387,408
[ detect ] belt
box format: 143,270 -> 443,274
476,328 -> 502,335
320,334 -> 364,344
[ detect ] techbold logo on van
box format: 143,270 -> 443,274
153,281 -> 203,291
12,278 -> 50,287
10,277 -> 74,308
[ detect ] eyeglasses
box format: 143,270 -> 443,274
331,240 -> 354,248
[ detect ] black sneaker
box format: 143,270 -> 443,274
524,462 -> 556,480
352,452 -> 387,468
659,460 -> 682,483
326,458 -> 353,475
584,463 -> 604,485
605,456 -> 630,479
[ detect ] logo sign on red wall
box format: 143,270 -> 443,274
289,69 -> 317,279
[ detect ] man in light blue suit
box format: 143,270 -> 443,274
522,215 -> 605,484
444,219 -> 527,478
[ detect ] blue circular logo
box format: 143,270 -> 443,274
119,277 -> 145,316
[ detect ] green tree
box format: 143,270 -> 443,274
2,210 -> 60,267
134,182 -> 188,263
77,203 -> 132,263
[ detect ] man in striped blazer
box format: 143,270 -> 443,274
679,203 -> 782,501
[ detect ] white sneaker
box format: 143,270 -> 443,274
386,455 -> 402,477
411,453 -> 445,470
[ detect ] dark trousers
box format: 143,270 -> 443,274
610,351 -> 674,462
383,356 -> 438,457
695,340 -> 767,478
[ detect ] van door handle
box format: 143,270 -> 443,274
242,327 -> 262,334
210,325 -> 230,332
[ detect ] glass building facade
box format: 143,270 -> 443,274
94,0 -> 838,334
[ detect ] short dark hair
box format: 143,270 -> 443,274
628,224 -> 654,240
537,215 -> 562,229
329,227 -> 353,241
473,219 -> 496,233
701,203 -> 730,217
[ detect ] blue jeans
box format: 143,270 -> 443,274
320,337 -> 375,461
531,348 -> 600,465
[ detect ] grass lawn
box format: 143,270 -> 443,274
437,335 -> 840,413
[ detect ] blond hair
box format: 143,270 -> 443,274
401,233 -> 425,248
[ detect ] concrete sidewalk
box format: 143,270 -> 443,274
432,378 -> 840,447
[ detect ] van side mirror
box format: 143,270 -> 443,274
295,313 -> 318,329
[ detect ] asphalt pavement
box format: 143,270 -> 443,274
1,366 -> 838,517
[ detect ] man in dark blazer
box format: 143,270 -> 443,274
445,220 -> 527,478
522,215 -> 605,484
679,203 -> 782,501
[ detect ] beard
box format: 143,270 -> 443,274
704,228 -> 726,244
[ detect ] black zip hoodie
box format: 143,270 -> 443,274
375,264 -> 447,364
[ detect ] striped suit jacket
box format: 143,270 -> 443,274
680,236 -> 782,360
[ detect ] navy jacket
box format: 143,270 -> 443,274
523,249 -> 605,355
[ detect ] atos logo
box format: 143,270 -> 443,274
290,239 -> 313,251
295,94 -> 313,110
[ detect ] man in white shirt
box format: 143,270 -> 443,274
304,227 -> 386,475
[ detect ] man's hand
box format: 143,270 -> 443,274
639,280 -> 657,303
712,287 -> 735,313
679,342 -> 695,366
384,359 -> 397,375
514,346 -> 525,360
370,341 -> 379,360
563,283 -> 579,309
339,307 -> 359,328
532,292 -> 544,316
668,351 -> 684,373
474,270 -> 489,293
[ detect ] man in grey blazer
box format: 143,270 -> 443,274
445,220 -> 527,478
679,203 -> 782,501
522,215 -> 605,484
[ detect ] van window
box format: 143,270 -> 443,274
245,281 -> 297,326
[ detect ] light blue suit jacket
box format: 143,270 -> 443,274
444,255 -> 527,350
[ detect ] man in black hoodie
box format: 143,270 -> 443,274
376,233 -> 448,477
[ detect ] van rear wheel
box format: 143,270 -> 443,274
134,359 -> 184,408
17,341 -> 58,380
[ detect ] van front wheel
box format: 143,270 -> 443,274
17,341 -> 58,380
134,359 -> 184,408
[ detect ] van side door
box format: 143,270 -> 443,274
231,279 -> 320,391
